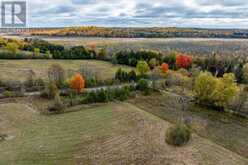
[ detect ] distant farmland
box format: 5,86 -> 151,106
33,37 -> 248,57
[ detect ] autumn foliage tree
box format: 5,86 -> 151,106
70,73 -> 85,93
161,63 -> 169,73
176,54 -> 192,69
136,61 -> 150,76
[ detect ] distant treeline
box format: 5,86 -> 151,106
26,27 -> 248,38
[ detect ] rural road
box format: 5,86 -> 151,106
0,83 -> 137,99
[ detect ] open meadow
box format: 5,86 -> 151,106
0,60 -> 133,81
0,101 -> 247,165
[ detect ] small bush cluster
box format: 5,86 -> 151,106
115,49 -> 162,67
83,86 -> 134,104
165,123 -> 191,146
137,79 -> 151,95
163,52 -> 176,69
115,68 -> 137,82
3,90 -> 24,98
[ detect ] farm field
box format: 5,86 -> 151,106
0,102 -> 247,165
0,60 -> 133,81
37,37 -> 248,56
4,35 -> 248,56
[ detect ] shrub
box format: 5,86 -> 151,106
48,64 -> 65,87
84,91 -> 98,103
115,68 -> 129,82
163,52 -> 176,69
114,86 -> 131,101
79,65 -> 98,87
115,69 -> 137,82
5,42 -> 19,56
83,86 -> 133,103
96,48 -> 107,60
69,73 -> 85,93
111,55 -> 118,65
3,91 -> 15,98
136,61 -> 150,76
165,71 -> 192,89
137,79 -> 150,95
3,80 -> 22,91
165,123 -> 191,146
128,70 -> 137,82
96,89 -> 109,102
242,63 -> 248,83
86,77 -> 97,88
149,58 -> 157,69
33,48 -> 40,57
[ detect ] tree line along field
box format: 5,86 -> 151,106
0,60 -> 133,82
7,26 -> 248,38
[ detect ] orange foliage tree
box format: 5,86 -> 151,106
69,73 -> 85,93
161,63 -> 169,73
176,54 -> 192,69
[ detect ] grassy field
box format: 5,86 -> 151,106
129,93 -> 248,159
0,101 -> 247,164
0,60 -> 133,81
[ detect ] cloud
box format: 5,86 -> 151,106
196,0 -> 247,6
25,0 -> 248,28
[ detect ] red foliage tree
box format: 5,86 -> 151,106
176,54 -> 192,69
161,63 -> 169,73
70,73 -> 85,93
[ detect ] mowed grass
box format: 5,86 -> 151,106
0,102 -> 247,165
0,60 -> 133,81
129,93 -> 248,158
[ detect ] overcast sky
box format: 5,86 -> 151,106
25,0 -> 248,28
